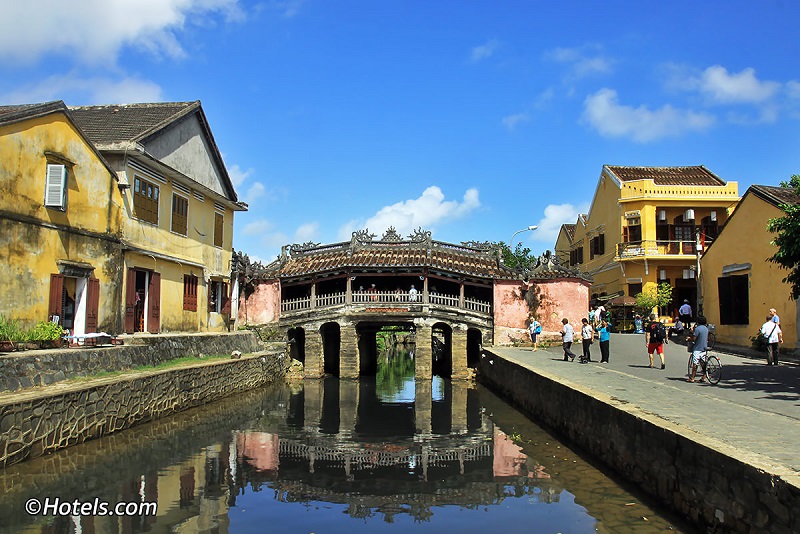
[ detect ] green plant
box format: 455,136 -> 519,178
634,283 -> 674,315
29,320 -> 64,341
0,315 -> 24,342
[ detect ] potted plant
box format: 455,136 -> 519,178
30,320 -> 65,349
0,315 -> 22,352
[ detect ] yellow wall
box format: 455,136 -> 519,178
117,168 -> 235,332
701,192 -> 798,349
556,167 -> 739,319
0,113 -> 123,331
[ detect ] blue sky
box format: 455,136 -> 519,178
2,1 -> 799,263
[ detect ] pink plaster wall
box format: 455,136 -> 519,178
238,280 -> 281,325
493,278 -> 589,345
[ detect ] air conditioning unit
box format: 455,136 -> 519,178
684,209 -> 695,221
710,210 -> 717,221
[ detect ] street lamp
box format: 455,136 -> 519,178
509,225 -> 538,250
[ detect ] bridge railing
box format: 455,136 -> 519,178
281,291 -> 492,315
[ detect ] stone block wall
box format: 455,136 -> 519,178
0,331 -> 269,393
478,350 -> 800,533
0,351 -> 288,468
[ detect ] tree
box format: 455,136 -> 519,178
634,283 -> 674,315
767,175 -> 800,300
497,241 -> 537,270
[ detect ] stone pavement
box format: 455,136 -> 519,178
488,333 -> 800,477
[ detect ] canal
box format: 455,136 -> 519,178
0,347 -> 692,533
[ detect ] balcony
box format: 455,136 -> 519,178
616,240 -> 708,259
280,290 -> 492,316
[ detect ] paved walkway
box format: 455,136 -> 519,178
487,333 -> 800,477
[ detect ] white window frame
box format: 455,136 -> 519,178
44,164 -> 67,209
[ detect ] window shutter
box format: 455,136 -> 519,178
221,282 -> 231,315
45,164 -> 66,208
124,268 -> 136,333
622,227 -> 629,243
718,277 -> 732,325
147,272 -> 161,333
598,234 -> 605,254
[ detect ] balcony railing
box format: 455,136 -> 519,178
616,240 -> 708,259
280,290 -> 491,315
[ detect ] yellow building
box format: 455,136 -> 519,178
70,102 -> 248,333
556,165 -> 739,318
0,101 -> 124,335
700,185 -> 799,350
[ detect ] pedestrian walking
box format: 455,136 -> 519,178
760,314 -> 783,365
596,319 -> 611,363
679,299 -> 692,327
560,318 -> 576,362
645,313 -> 667,369
528,317 -> 542,352
580,318 -> 593,363
768,307 -> 781,327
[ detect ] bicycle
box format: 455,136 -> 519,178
707,323 -> 717,350
686,350 -> 722,385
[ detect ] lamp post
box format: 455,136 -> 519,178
509,225 -> 538,250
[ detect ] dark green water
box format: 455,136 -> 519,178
0,349 -> 691,533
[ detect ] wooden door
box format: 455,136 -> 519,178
85,278 -> 99,333
147,271 -> 161,333
49,274 -> 64,321
124,268 -> 136,334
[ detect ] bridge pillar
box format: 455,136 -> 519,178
451,324 -> 469,380
304,329 -> 325,378
415,379 -> 432,436
450,382 -> 468,434
339,322 -> 359,378
414,323 -> 433,380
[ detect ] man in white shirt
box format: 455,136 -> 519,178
760,314 -> 783,365
560,318 -> 577,362
408,284 -> 419,302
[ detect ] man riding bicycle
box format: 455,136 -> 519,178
687,315 -> 709,383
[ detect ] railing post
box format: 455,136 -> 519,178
459,283 -> 465,309
422,276 -> 429,304
310,283 -> 316,309
346,276 -> 352,304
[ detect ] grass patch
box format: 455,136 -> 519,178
70,354 -> 231,383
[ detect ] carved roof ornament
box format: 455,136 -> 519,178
382,227 -> 403,242
461,240 -> 494,252
408,227 -> 433,244
289,241 -> 321,255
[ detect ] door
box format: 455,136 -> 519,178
49,274 -> 64,322
125,268 -> 136,334
85,278 -> 99,333
147,271 -> 161,333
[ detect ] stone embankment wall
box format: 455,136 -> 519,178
0,332 -> 266,392
478,350 -> 799,534
0,351 -> 288,468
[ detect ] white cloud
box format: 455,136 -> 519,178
0,74 -> 163,105
582,88 -> 714,143
544,45 -> 612,81
294,222 -> 319,243
470,39 -> 501,62
244,182 -> 266,204
533,203 -> 590,245
338,186 -> 481,240
502,113 -> 530,130
267,0 -> 305,18
228,164 -> 254,187
694,66 -> 780,104
0,0 -> 243,66
242,219 -> 273,236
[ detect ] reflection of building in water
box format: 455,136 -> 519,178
14,380 -> 562,532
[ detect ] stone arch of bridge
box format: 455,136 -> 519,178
466,328 -> 483,369
287,326 -> 306,364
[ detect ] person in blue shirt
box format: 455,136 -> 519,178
687,316 -> 709,382
596,319 -> 611,363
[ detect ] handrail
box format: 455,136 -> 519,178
616,239 -> 713,258
281,291 -> 491,315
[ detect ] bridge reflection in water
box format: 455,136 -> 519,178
0,349 -> 688,533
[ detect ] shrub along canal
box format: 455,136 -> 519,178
0,347 -> 692,533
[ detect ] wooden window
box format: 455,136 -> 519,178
171,194 -> 189,235
133,176 -> 159,225
628,283 -> 642,297
718,275 -> 749,325
183,275 -> 198,311
44,164 -> 67,209
569,246 -> 584,266
590,234 -> 605,259
214,212 -> 224,247
624,220 -> 642,243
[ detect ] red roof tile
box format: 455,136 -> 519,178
606,165 -> 726,186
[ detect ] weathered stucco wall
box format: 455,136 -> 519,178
493,279 -> 589,345
238,280 -> 281,325
478,350 -> 800,533
0,350 -> 288,467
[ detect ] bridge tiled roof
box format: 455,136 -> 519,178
268,228 -> 589,282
